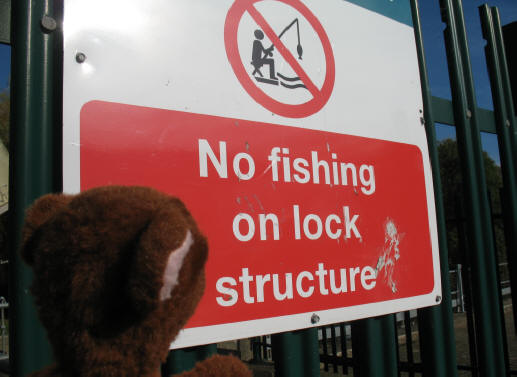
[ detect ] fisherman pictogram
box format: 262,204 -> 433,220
250,18 -> 307,90
251,30 -> 277,83
225,0 -> 335,117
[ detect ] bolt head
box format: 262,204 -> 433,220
41,15 -> 57,33
75,52 -> 86,64
311,313 -> 320,324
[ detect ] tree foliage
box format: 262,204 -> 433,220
437,138 -> 505,266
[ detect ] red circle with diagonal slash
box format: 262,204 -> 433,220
225,0 -> 335,118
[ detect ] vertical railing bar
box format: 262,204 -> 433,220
394,315 -> 401,377
0,298 -> 7,355
161,345 -> 217,375
414,314 -> 422,371
487,190 -> 511,377
456,198 -> 479,376
330,326 -> 338,373
480,4 -> 517,337
500,189 -> 517,377
322,326 -> 329,372
491,9 -> 517,158
439,0 -> 507,375
339,323 -> 348,375
9,0 -> 63,375
272,328 -> 320,377
410,1 -> 458,375
457,264 -> 465,312
404,312 -> 415,377
450,5 -> 508,368
251,337 -> 260,362
500,185 -> 517,338
351,315 -> 398,377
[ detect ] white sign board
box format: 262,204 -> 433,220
63,0 -> 441,348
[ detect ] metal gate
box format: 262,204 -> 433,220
1,0 -> 517,376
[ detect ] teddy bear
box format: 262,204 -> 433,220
20,185 -> 252,377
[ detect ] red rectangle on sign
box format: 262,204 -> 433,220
80,101 -> 435,331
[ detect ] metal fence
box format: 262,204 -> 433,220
0,297 -> 8,375
245,265 -> 513,377
0,297 -> 7,357
1,0 -> 517,376
166,1 -> 517,376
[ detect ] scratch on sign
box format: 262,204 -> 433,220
375,218 -> 402,293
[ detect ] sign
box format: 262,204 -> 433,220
224,0 -> 335,117
63,0 -> 441,348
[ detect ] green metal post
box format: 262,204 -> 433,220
494,13 -> 517,160
491,8 -> 517,180
439,0 -> 507,375
271,328 -> 320,377
410,1 -> 458,376
8,0 -> 62,375
480,4 -> 517,335
161,345 -> 217,375
351,316 -> 398,377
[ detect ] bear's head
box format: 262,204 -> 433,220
21,186 -> 208,376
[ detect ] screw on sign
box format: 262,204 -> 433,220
225,0 -> 335,118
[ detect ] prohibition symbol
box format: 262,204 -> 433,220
225,0 -> 335,118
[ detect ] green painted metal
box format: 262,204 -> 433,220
0,0 -> 10,44
343,0 -> 413,27
431,96 -> 497,133
351,316 -> 398,377
497,26 -> 517,163
491,9 -> 517,171
6,1 -> 516,376
8,0 -> 62,375
410,1 -> 458,376
502,23 -> 517,119
439,0 -> 507,375
480,2 -> 517,341
162,345 -> 217,375
431,96 -> 456,126
476,105 -> 499,134
271,328 -> 320,377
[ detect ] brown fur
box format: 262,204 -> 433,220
21,186 -> 251,377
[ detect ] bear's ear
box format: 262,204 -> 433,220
126,198 -> 208,315
158,230 -> 194,302
21,193 -> 72,265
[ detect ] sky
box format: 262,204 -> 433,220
1,1 -> 517,163
418,0 -> 517,164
